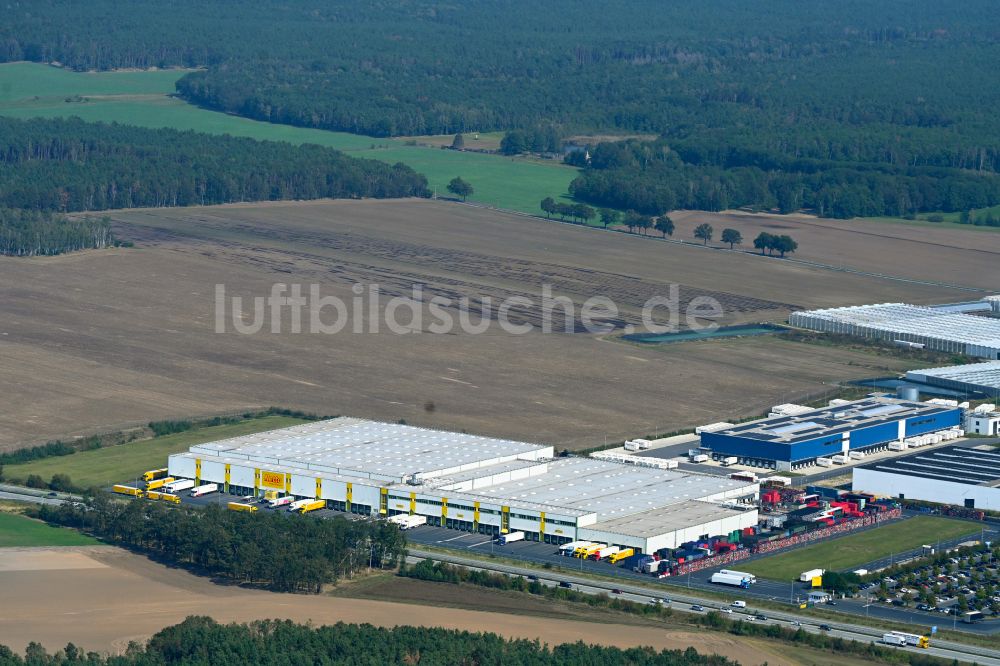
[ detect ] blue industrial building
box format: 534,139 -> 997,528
699,397 -> 963,471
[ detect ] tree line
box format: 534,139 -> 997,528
35,495 -> 405,592
0,117 -> 429,214
0,616 -> 736,665
0,209 -> 116,256
567,138 -> 1000,219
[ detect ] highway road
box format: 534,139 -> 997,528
410,547 -> 1000,666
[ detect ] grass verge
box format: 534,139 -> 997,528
741,517 -> 980,581
0,511 -> 100,547
2,415 -> 310,489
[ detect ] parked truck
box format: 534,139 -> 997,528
608,547 -> 635,564
498,531 -> 525,545
267,495 -> 295,509
591,545 -> 620,561
721,456 -> 738,466
691,454 -> 709,463
260,489 -> 281,502
578,543 -> 607,558
799,568 -> 825,582
190,483 -> 218,497
228,501 -> 259,513
710,572 -> 751,588
160,493 -> 181,504
287,498 -> 314,512
559,541 -> 590,556
298,500 -> 327,514
113,484 -> 143,497
142,468 -> 169,482
145,477 -> 176,491
163,479 -> 196,494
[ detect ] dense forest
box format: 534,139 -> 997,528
0,209 -> 114,256
0,616 -> 735,665
566,138 -> 1000,218
0,117 -> 428,213
4,1 -> 1000,218
37,495 -> 405,592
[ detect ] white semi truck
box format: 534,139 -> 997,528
710,572 -> 752,588
498,531 -> 525,545
163,479 -> 196,493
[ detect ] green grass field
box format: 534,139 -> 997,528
857,206 -> 1000,233
3,415 -> 309,490
0,62 -> 576,214
0,511 -> 99,547
742,516 -> 979,581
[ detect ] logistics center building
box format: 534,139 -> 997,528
853,446 -> 1000,511
166,418 -> 758,554
698,397 -> 963,471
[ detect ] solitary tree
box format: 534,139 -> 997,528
693,223 -> 713,245
654,215 -> 675,238
451,133 -> 465,150
721,228 -> 742,249
447,177 -> 473,201
598,208 -> 619,228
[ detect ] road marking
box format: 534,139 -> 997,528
466,540 -> 493,549
438,533 -> 473,543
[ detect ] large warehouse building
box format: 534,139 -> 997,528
698,396 -> 963,471
789,302 -> 1000,358
853,446 -> 1000,511
167,418 -> 758,553
906,361 -> 1000,399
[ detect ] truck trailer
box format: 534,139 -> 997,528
799,568 -> 825,582
145,477 -> 176,491
498,531 -> 525,545
298,500 -> 327,514
142,468 -> 169,482
719,569 -> 757,584
591,545 -> 621,561
112,484 -> 143,497
885,632 -> 929,648
710,572 -> 751,588
228,501 -> 259,513
163,479 -> 195,493
189,483 -> 218,497
608,547 -> 635,564
267,495 -> 294,508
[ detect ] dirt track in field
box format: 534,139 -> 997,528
0,547 -> 792,665
0,199 -> 967,450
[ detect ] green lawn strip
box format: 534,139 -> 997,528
0,63 -> 576,214
3,415 -> 309,489
742,517 -> 980,581
0,511 -> 100,547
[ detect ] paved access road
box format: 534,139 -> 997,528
409,547 -> 1000,666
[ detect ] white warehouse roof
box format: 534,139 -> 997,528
463,456 -> 755,521
907,361 -> 1000,392
188,417 -> 552,483
790,303 -> 1000,358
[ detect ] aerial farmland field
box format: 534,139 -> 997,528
0,198 -> 966,451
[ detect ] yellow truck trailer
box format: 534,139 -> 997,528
227,501 -> 259,513
160,493 -> 181,504
145,490 -> 164,500
577,543 -> 606,558
142,468 -> 168,482
299,499 -> 326,514
145,477 -> 176,491
113,484 -> 143,497
262,489 -> 280,502
608,547 -> 635,564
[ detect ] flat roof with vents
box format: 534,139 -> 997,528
710,397 -> 953,445
858,446 -> 1000,487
